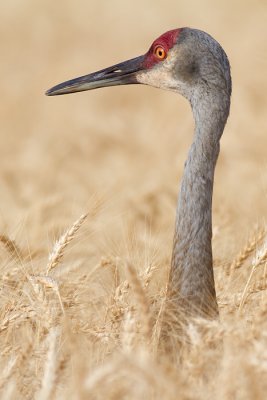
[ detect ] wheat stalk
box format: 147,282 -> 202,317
30,275 -> 65,314
46,213 -> 87,274
252,239 -> 267,269
126,262 -> 153,343
239,237 -> 267,310
0,310 -> 28,333
0,355 -> 18,390
229,227 -> 265,275
36,328 -> 59,400
1,381 -> 16,400
0,234 -> 23,261
121,310 -> 136,353
85,358 -> 122,393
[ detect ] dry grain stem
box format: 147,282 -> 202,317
46,213 -> 87,274
229,227 -> 265,275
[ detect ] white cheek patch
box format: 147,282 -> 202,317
136,67 -> 171,88
136,49 -> 182,92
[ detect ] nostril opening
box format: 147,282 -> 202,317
106,68 -> 122,75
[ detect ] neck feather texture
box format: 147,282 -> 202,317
169,94 -> 230,318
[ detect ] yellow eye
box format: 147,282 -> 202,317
154,45 -> 167,60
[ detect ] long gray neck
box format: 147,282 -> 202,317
169,93 -> 230,317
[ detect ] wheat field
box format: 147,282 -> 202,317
1,0 -> 267,398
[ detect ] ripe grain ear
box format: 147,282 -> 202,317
228,227 -> 265,275
126,262 -> 153,345
46,213 -> 88,274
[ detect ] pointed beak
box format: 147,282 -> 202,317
46,55 -> 145,96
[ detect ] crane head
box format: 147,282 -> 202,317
46,28 -> 231,102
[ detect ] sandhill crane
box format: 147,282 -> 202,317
46,28 -> 231,321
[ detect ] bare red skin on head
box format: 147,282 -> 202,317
143,28 -> 182,69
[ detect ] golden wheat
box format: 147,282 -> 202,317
126,262 -> 153,342
228,227 -> 266,275
46,213 -> 88,274
1,1 -> 267,398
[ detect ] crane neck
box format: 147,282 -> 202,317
169,91 -> 230,318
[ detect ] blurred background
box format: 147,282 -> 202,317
0,0 -> 267,262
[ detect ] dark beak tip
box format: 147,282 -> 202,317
45,86 -> 66,96
45,87 -> 56,96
